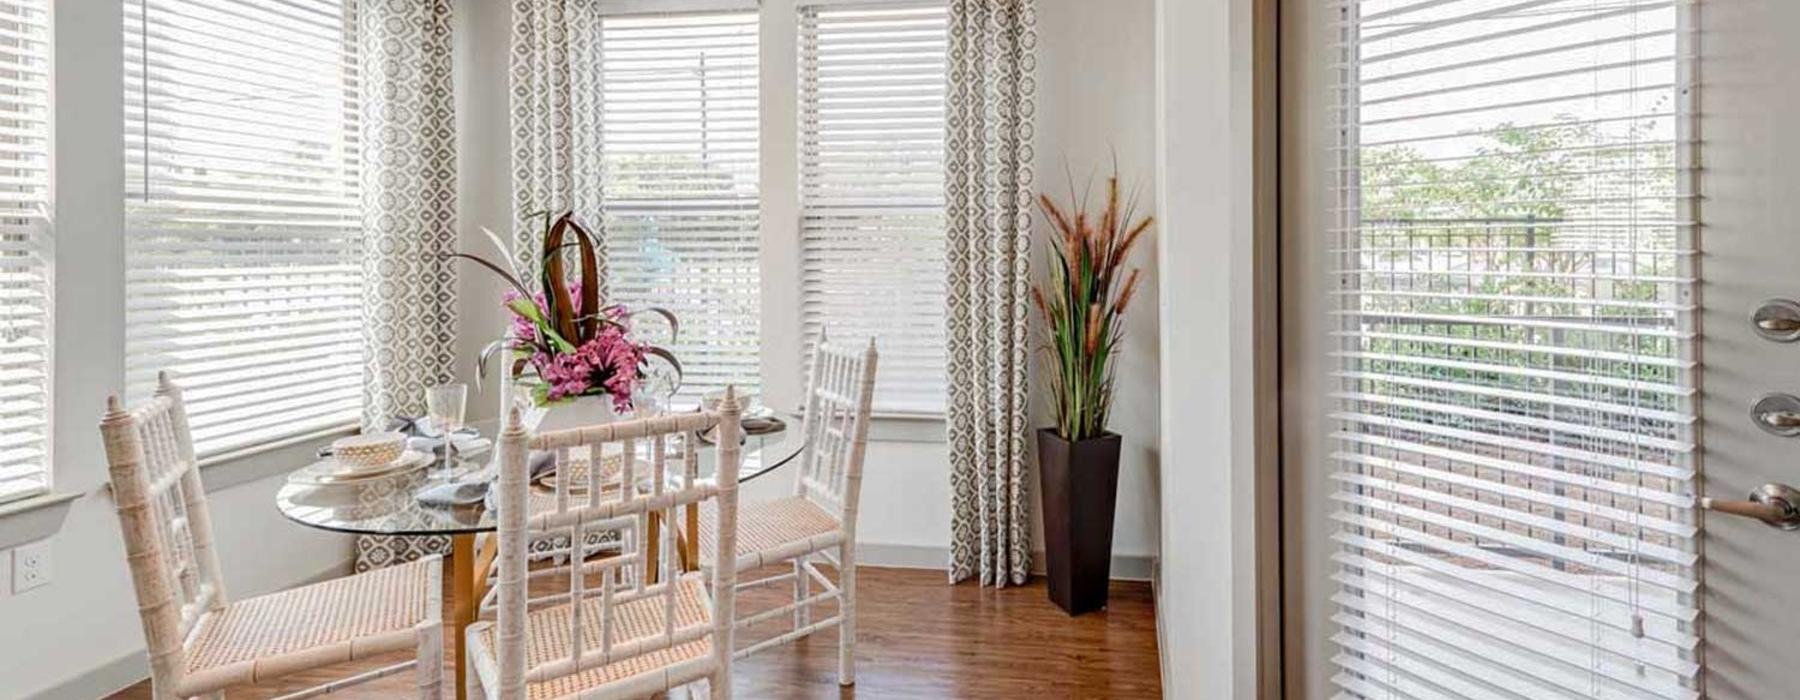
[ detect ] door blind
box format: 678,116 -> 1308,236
600,9 -> 761,406
798,2 -> 948,415
125,0 -> 363,458
1330,1 -> 1700,699
0,0 -> 48,504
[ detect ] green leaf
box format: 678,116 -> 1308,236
507,298 -> 576,353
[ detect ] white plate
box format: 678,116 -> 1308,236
289,450 -> 431,486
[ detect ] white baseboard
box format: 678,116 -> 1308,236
29,559 -> 354,700
31,648 -> 148,700
855,542 -> 951,570
854,542 -> 1156,582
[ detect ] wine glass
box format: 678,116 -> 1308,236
634,358 -> 681,417
426,383 -> 467,478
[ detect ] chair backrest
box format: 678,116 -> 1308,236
490,390 -> 742,696
793,335 -> 878,529
100,373 -> 228,694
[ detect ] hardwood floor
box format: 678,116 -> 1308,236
108,564 -> 1161,699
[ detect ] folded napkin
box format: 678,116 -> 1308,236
529,450 -> 558,481
407,432 -> 490,458
416,480 -> 489,508
743,415 -> 786,435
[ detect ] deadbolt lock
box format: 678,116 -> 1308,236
1752,393 -> 1800,437
1752,298 -> 1800,342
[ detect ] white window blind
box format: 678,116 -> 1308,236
1331,1 -> 1699,699
0,0 -> 49,504
600,9 -> 761,406
125,0 -> 363,458
798,2 -> 947,415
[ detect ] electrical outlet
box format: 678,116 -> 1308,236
13,539 -> 51,593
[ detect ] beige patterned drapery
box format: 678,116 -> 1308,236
943,0 -> 1038,587
357,0 -> 458,571
510,0 -> 607,284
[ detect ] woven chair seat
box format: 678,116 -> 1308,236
475,574 -> 714,699
697,496 -> 843,571
180,557 -> 437,691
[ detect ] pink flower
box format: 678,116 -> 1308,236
514,299 -> 650,408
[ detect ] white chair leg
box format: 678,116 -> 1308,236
793,554 -> 810,630
464,644 -> 481,699
837,542 -> 856,686
416,623 -> 443,699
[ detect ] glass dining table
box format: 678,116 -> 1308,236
274,413 -> 804,700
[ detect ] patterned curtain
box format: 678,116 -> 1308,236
944,0 -> 1038,587
510,0 -> 606,283
356,0 -> 458,571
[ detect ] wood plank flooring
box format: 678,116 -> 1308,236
108,564 -> 1161,699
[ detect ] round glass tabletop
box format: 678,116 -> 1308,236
275,413 -> 804,537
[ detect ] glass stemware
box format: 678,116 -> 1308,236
426,382 -> 467,479
634,358 -> 681,417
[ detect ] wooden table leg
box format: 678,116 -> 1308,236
682,502 -> 700,571
451,534 -> 475,700
646,510 -> 662,584
473,535 -> 497,602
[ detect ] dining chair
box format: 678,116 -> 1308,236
101,373 -> 444,699
477,457 -> 638,616
464,390 -> 742,699
690,335 -> 877,686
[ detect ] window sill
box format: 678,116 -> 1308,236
197,424 -> 359,493
0,491 -> 81,550
869,413 -> 946,443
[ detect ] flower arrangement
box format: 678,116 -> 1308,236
447,211 -> 680,412
1032,169 -> 1152,441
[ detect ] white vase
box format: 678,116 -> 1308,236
532,393 -> 618,433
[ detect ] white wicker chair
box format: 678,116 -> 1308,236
464,391 -> 743,699
101,373 -> 444,699
692,335 -> 876,686
477,455 -> 638,616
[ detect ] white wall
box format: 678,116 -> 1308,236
1028,0 -> 1162,572
3,4 -> 353,697
452,0 -> 512,415
1155,0 -> 1272,697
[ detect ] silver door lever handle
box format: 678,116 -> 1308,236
1703,483 -> 1800,530
1760,411 -> 1800,428
1759,317 -> 1800,332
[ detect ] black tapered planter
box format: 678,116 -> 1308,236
1037,428 -> 1122,615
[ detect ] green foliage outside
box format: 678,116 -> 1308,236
1355,115 -> 1684,433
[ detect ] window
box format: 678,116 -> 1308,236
0,0 -> 49,504
125,0 -> 363,458
799,3 -> 948,415
597,1 -> 949,415
1331,0 -> 1698,698
600,9 -> 762,406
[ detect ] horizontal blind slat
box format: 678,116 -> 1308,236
124,0 -> 362,457
0,0 -> 49,504
799,2 -> 947,414
1330,0 -> 1700,696
602,10 -> 762,405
